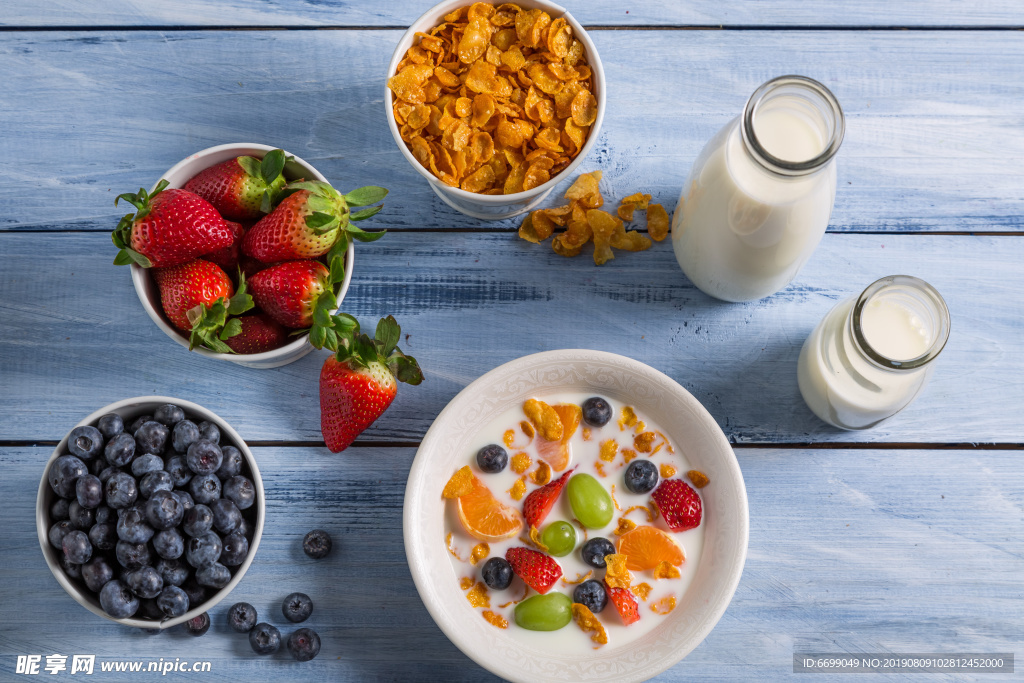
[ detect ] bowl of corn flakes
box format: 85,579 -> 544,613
386,0 -> 606,221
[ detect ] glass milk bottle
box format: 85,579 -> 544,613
672,75 -> 845,302
798,275 -> 951,430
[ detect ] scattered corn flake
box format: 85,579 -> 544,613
470,543 -> 490,566
634,420 -> 646,434
647,203 -> 670,241
447,532 -> 468,562
443,466 -> 474,498
634,432 -> 656,453
631,582 -> 653,601
520,420 -> 535,440
503,429 -> 515,448
524,398 -> 564,441
656,431 -> 675,454
613,517 -> 637,536
571,603 -> 608,645
617,202 -> 635,222
511,452 -> 532,474
621,449 -> 637,464
610,483 -> 621,511
604,553 -> 632,589
564,171 -> 601,201
687,469 -> 710,489
482,610 -> 508,628
660,464 -> 677,479
460,576 -> 475,590
599,439 -> 618,462
653,560 -> 682,580
561,570 -> 593,585
582,427 -> 592,441
529,525 -> 549,552
594,461 -> 607,477
466,581 -> 491,608
622,504 -> 655,523
508,475 -> 527,501
618,406 -> 638,430
650,596 -> 677,614
620,192 -> 651,210
529,460 -> 552,485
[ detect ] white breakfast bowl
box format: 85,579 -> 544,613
385,0 -> 607,221
129,143 -> 354,369
36,396 -> 266,630
404,349 -> 749,682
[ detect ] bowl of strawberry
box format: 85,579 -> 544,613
112,143 -> 389,369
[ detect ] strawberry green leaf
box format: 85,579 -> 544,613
319,289 -> 338,312
323,327 -> 339,352
237,156 -> 262,179
351,333 -> 378,366
259,149 -> 287,185
309,324 -> 327,350
113,250 -> 134,266
305,211 -> 336,230
259,190 -> 274,214
346,224 -> 387,243
393,353 -> 424,385
313,306 -> 332,328
329,255 -> 346,285
226,274 -> 254,316
375,316 -> 400,357
219,318 -> 243,340
123,248 -> 152,268
114,188 -> 147,211
327,232 -> 350,264
332,313 -> 359,336
343,186 -> 389,208
349,205 -> 383,222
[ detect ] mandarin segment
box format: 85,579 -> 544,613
456,473 -> 524,541
615,525 -> 685,571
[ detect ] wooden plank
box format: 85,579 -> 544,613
3,446 -> 1021,680
0,30 -> 1022,233
0,231 -> 1021,444
2,0 -> 1023,28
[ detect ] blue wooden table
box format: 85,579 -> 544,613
1,2 -> 1022,680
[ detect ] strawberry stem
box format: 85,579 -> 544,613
186,270 -> 255,353
111,179 -> 169,268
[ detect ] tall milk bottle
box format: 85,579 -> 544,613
672,76 -> 845,302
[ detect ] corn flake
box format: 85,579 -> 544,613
619,406 -> 638,430
511,452 -> 532,474
460,576 -> 474,590
443,466 -> 474,499
621,449 -> 637,464
482,610 -> 508,628
634,432 -> 656,453
651,596 -> 677,614
529,460 -> 552,486
466,581 -> 491,608
508,476 -> 527,501
571,603 -> 608,645
631,582 -> 653,601
613,517 -> 637,536
470,543 -> 490,565
660,464 -> 677,479
687,469 -> 710,488
599,439 -> 618,462
524,398 -> 564,441
647,203 -> 670,241
604,553 -> 632,589
653,560 -> 682,580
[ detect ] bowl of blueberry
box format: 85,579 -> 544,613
36,396 -> 265,629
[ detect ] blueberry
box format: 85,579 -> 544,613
60,554 -> 83,579
186,531 -> 222,569
98,466 -> 121,484
82,556 -> 115,593
76,474 -> 104,509
480,557 -> 513,590
174,490 -> 194,513
153,528 -> 185,560
222,475 -> 254,510
104,433 -> 136,467
153,404 -> 185,427
139,471 -> 173,499
90,456 -> 108,475
94,505 -> 114,524
581,537 -> 616,569
104,472 -> 138,509
48,520 -> 74,549
145,490 -> 184,531
249,623 -> 280,654
134,421 -> 169,455
131,454 -> 164,478
62,530 -> 92,564
49,454 -> 88,498
170,420 -> 200,454
117,506 -> 155,544
126,566 -> 164,599
69,426 -> 105,461
186,440 -> 222,475
155,558 -> 189,587
128,415 -> 153,434
219,532 -> 249,567
189,474 -> 221,506
138,597 -> 164,621
196,562 -> 231,588
182,505 -> 213,537
156,585 -> 189,618
623,459 -> 659,494
286,628 -> 321,662
572,579 -> 608,613
97,413 -> 124,439
302,529 -> 332,559
50,498 -> 70,521
68,500 -> 95,529
582,397 -> 612,427
215,446 -> 243,480
181,578 -> 207,608
99,579 -> 139,619
281,592 -> 313,623
165,456 -> 193,488
89,523 -> 117,551
227,602 -> 257,633
476,444 -> 508,473
184,612 -> 210,637
115,540 -> 151,569
234,517 -> 251,539
209,499 -> 241,534
197,421 -> 220,444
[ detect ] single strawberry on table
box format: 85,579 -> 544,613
505,547 -> 562,594
112,180 -> 234,268
650,479 -> 703,532
523,467 -> 575,529
183,148 -> 290,220
318,315 -> 423,453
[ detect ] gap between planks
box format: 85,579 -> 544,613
1,25 -> 1023,32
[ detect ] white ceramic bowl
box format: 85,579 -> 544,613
404,350 -> 749,682
385,0 -> 607,221
130,143 -> 355,369
36,396 -> 266,630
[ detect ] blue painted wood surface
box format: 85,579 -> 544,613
1,2 -> 1022,681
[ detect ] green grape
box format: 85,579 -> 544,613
540,521 -> 577,557
567,473 -> 614,529
514,592 -> 572,631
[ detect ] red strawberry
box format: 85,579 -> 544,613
183,149 -> 289,220
223,313 -> 287,354
650,479 -> 703,532
202,220 -> 245,273
522,468 -> 575,529
152,259 -> 234,332
319,315 -> 423,452
505,547 -> 562,594
605,584 -> 640,625
248,260 -> 332,329
239,254 -> 274,279
242,181 -> 389,263
113,180 -> 233,268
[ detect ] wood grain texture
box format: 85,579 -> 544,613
2,446 -> 1021,680
2,0 -> 1023,28
1,30 -> 1022,232
1,231 -> 1021,445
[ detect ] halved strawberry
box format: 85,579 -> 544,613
183,149 -> 289,220
505,547 -> 562,594
650,479 -> 703,532
522,467 -> 575,529
605,584 -> 640,625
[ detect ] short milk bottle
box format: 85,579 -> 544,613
672,75 -> 845,302
798,275 -> 951,430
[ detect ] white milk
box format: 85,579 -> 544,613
673,77 -> 844,302
859,298 -> 932,361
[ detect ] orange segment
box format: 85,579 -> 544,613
536,403 -> 581,471
615,525 -> 685,571
456,474 -> 524,542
